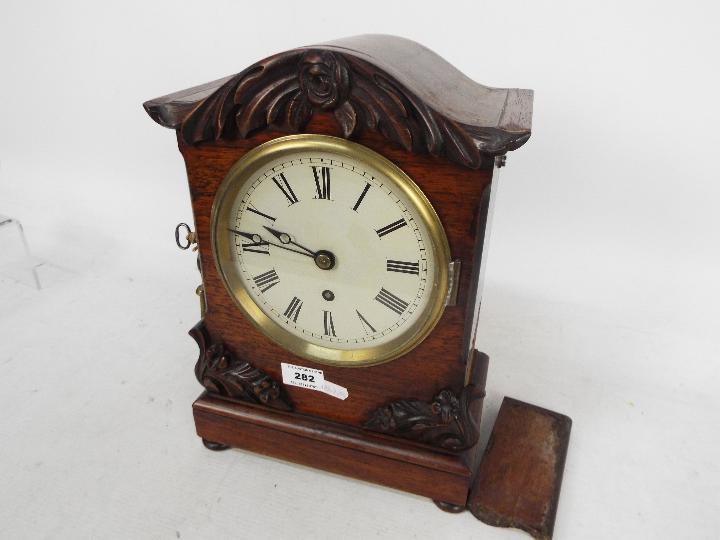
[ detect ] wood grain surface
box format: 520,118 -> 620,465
468,398 -> 572,539
193,392 -> 476,505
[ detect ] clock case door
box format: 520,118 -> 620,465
145,35 -> 533,510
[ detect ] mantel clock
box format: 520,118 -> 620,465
145,35 -> 571,539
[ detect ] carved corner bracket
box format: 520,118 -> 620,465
189,321 -> 292,411
163,49 -> 528,168
363,385 -> 484,452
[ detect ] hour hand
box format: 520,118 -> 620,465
262,226 -> 316,256
262,226 -> 291,243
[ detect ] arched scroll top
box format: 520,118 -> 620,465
144,35 -> 533,168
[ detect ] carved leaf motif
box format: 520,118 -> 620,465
285,93 -> 313,132
179,72 -> 247,143
350,75 -> 413,151
333,101 -> 358,138
364,388 -> 481,452
176,48 -> 530,167
438,118 -> 483,168
237,76 -> 300,137
189,321 -> 292,411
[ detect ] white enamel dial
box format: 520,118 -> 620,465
212,135 -> 449,366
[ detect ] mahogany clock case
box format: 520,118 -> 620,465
145,35 -> 569,539
180,117 -> 491,426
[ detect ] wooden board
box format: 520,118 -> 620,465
468,398 -> 572,539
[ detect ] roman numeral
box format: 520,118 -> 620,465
272,172 -> 299,205
246,203 -> 276,222
242,240 -> 269,255
252,268 -> 280,293
355,310 -> 376,334
283,296 -> 303,323
323,310 -> 336,337
375,287 -> 409,315
312,166 -> 331,200
376,218 -> 407,238
387,259 -> 420,275
352,182 -> 371,211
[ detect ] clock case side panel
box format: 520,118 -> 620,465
179,113 -> 495,429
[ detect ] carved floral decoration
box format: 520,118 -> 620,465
190,322 -> 292,411
177,50 -> 528,168
364,387 -> 483,452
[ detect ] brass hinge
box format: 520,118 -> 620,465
445,259 -> 461,306
196,285 -> 207,317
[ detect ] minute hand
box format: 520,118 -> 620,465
262,226 -> 317,256
228,229 -> 313,258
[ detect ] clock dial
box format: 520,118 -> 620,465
212,135 -> 449,366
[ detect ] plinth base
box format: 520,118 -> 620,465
193,392 -> 477,506
193,394 -> 571,539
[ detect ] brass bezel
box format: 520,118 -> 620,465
211,134 -> 450,367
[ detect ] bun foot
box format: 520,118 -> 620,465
202,439 -> 230,451
433,500 -> 466,513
